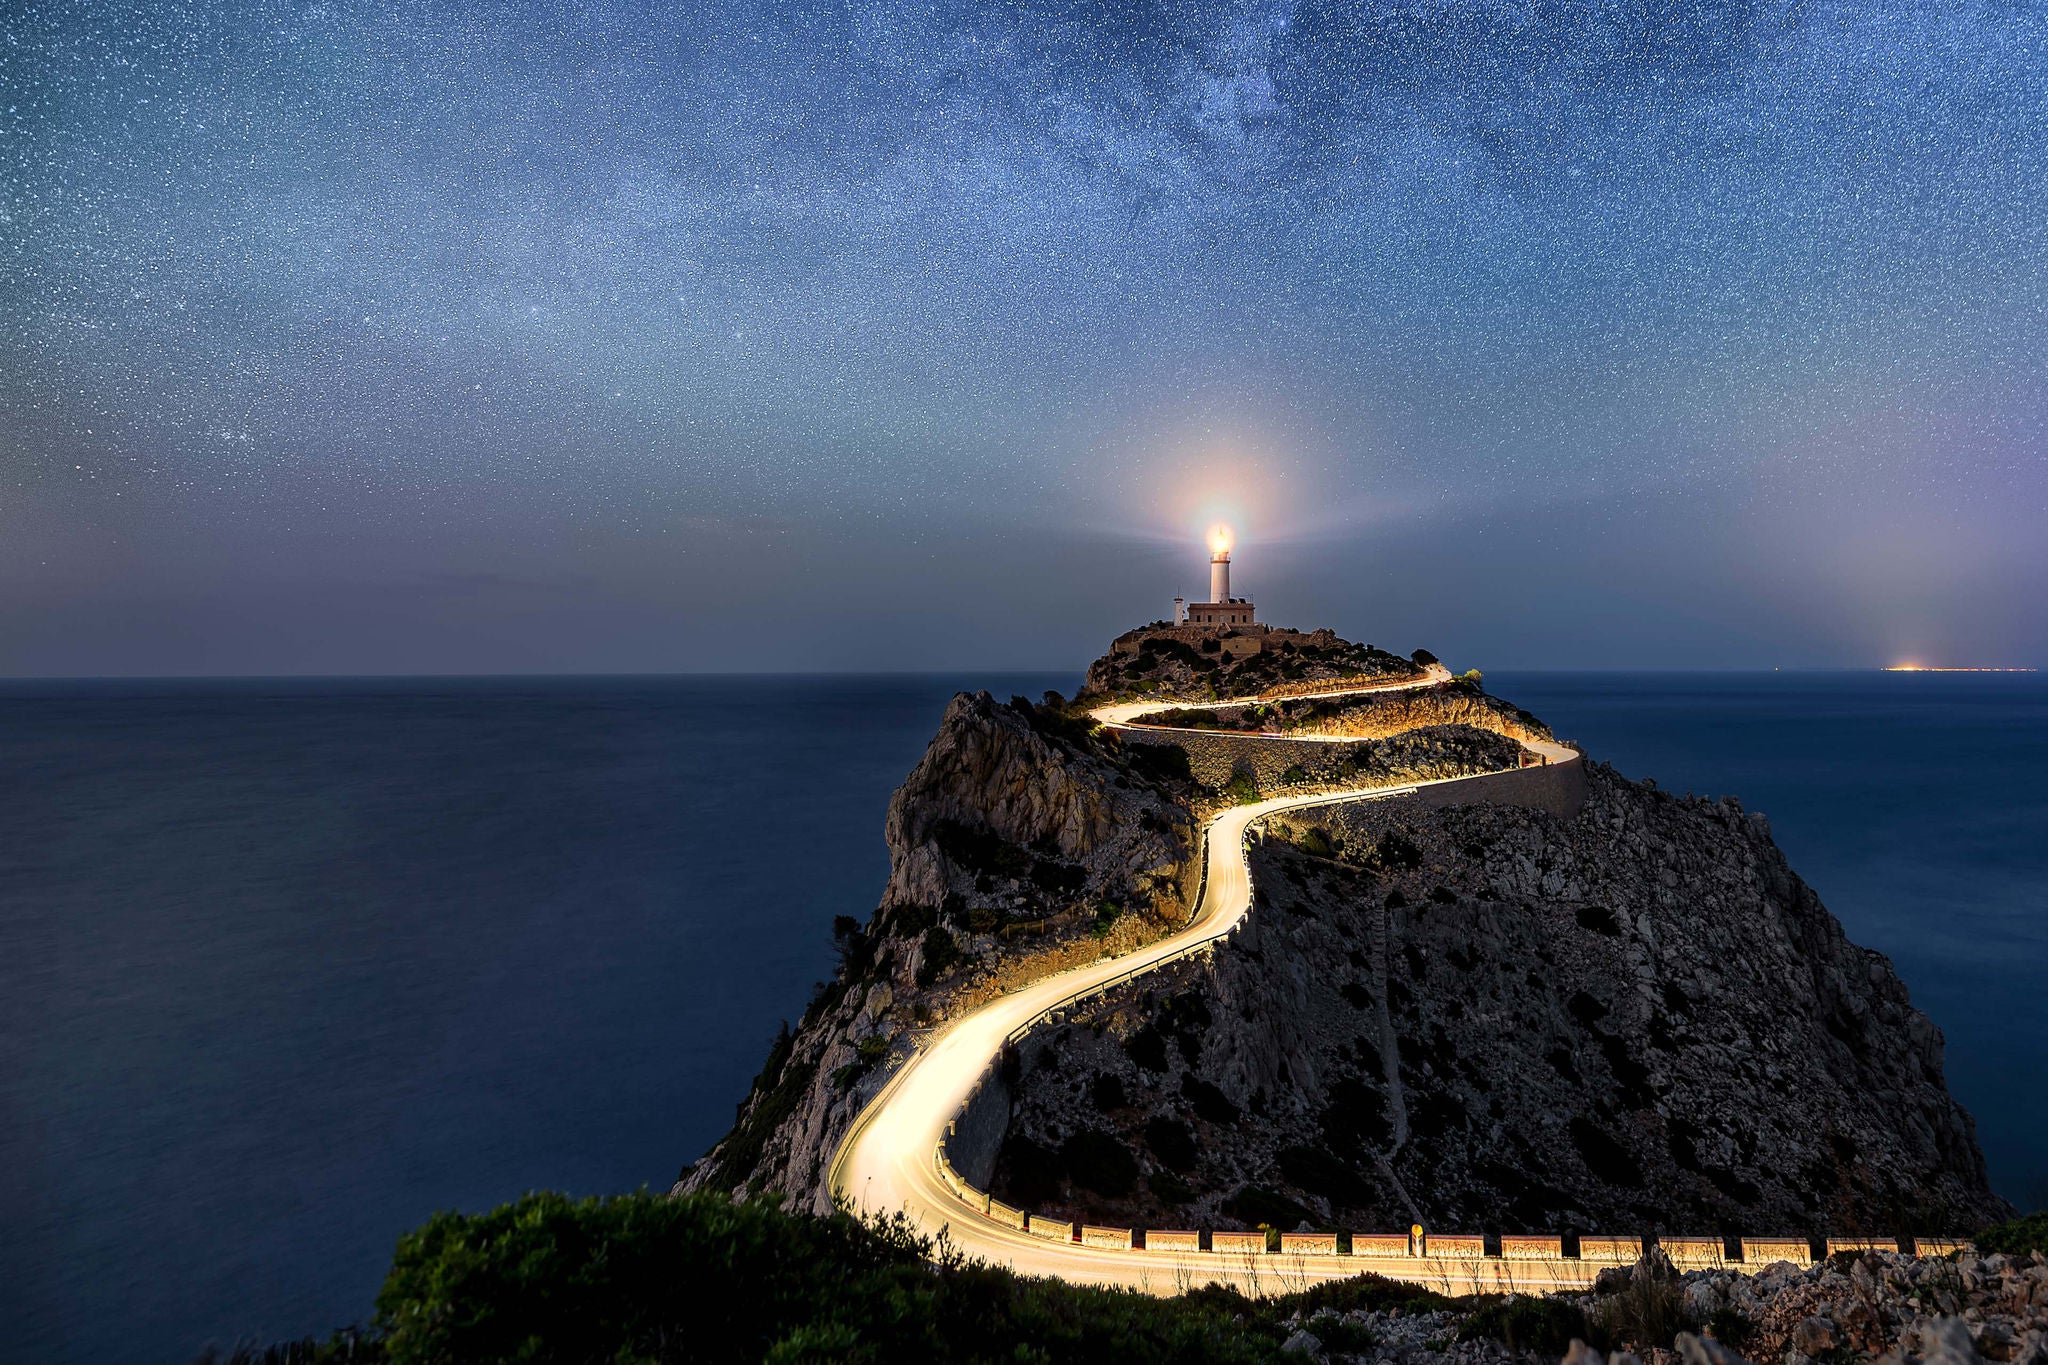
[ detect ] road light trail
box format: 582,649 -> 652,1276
828,668 -> 1588,1295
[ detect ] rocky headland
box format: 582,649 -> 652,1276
680,625 -> 2008,1257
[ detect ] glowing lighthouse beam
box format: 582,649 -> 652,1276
1208,524 -> 1232,603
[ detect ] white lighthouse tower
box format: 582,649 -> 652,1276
1184,525 -> 1256,629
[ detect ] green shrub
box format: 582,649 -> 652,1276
1588,1268 -> 1692,1352
1090,900 -> 1124,938
356,1192 -> 1284,1365
1270,1274 -> 1452,1319
1457,1295 -> 1590,1356
1296,827 -> 1335,858
701,1056 -> 816,1190
1977,1211 -> 2048,1257
1224,767 -> 1261,805
915,926 -> 960,987
1308,1315 -> 1378,1353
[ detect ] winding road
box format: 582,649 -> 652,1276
827,665 -> 1588,1296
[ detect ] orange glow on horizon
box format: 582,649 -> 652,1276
1883,663 -> 2035,673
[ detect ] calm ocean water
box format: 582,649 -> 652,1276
1,671 -> 2043,1361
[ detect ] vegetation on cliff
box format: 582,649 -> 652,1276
1080,627 -> 1423,703
680,688 -> 1207,1201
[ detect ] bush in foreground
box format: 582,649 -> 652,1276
213,1192 -> 1718,1365
1976,1210 -> 2048,1258
239,1191 -> 1291,1364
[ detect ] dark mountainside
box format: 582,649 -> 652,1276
986,767 -> 2003,1239
680,629 -> 2008,1241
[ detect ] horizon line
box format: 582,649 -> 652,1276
0,664 -> 2039,684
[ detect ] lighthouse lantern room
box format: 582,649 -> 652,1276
1181,526 -> 1257,629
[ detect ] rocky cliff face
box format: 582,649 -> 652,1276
979,764 -> 2006,1239
678,689 -> 1200,1206
678,676 -> 1525,1208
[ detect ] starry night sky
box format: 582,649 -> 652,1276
5,0 -> 2045,674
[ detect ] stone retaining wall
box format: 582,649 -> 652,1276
1426,1234 -> 1486,1259
1117,727 -> 1373,790
1396,752 -> 1588,819
1582,1236 -> 1644,1264
948,1064 -> 1010,1188
919,1151 -> 1958,1278
1744,1237 -> 1811,1264
1662,1237 -> 1727,1268
1502,1235 -> 1563,1259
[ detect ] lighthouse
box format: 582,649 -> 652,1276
1183,525 -> 1257,629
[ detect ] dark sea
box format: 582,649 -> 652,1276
2,671 -> 2043,1362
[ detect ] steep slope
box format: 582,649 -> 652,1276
677,690 -> 1199,1206
979,764 -> 2006,1239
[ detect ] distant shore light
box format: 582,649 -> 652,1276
1883,664 -> 2036,673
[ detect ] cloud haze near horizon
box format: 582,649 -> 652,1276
4,0 -> 2045,674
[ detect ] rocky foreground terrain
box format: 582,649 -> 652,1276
1264,1247 -> 2048,1365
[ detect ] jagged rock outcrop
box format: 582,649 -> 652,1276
979,765 -> 2007,1239
678,689 -> 1200,1206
